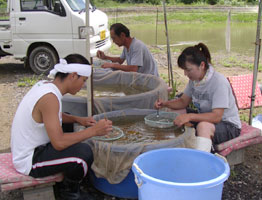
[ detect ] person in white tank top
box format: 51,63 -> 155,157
11,54 -> 112,200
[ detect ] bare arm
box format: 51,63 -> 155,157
102,62 -> 138,72
38,94 -> 112,151
62,112 -> 78,123
62,113 -> 96,126
155,94 -> 192,110
97,50 -> 124,64
174,108 -> 224,126
105,56 -> 125,64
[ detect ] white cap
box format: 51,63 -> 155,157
48,59 -> 92,78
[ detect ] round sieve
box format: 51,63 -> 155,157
144,111 -> 179,129
92,126 -> 124,141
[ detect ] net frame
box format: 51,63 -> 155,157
92,126 -> 124,141
144,111 -> 179,128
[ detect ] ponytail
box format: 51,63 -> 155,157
194,43 -> 211,64
177,42 -> 211,70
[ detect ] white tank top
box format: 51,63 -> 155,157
11,81 -> 62,175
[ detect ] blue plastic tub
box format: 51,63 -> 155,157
86,109 -> 190,199
89,169 -> 138,199
132,148 -> 230,200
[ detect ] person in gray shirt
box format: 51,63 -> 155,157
155,43 -> 241,152
97,23 -> 159,76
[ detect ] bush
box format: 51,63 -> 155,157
0,0 -> 6,8
206,0 -> 219,5
145,0 -> 162,4
246,0 -> 257,3
179,0 -> 195,4
114,0 -> 168,4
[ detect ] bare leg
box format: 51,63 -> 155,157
195,122 -> 215,152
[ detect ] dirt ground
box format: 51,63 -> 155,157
0,49 -> 262,199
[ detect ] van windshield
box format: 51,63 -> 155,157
65,0 -> 93,12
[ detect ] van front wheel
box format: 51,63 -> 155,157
29,46 -> 58,75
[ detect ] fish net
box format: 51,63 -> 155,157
75,109 -> 195,184
62,70 -> 168,116
93,70 -> 168,114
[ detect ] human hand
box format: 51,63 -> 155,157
92,119 -> 113,136
76,116 -> 97,127
101,63 -> 113,69
174,114 -> 191,127
97,50 -> 106,60
154,99 -> 165,109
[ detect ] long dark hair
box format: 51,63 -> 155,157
177,43 -> 211,70
55,54 -> 90,80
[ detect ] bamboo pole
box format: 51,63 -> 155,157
116,7 -> 118,23
155,7 -> 158,46
163,0 -> 174,88
86,0 -> 93,117
249,0 -> 262,125
225,10 -> 231,53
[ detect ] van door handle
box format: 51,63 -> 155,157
19,17 -> 26,21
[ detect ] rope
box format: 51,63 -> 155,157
133,163 -> 144,188
215,153 -> 228,163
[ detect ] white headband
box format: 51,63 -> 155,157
48,58 -> 92,78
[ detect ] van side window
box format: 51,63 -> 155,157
66,0 -> 85,11
20,0 -> 65,16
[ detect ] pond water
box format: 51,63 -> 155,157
129,23 -> 258,55
76,84 -> 150,98
95,115 -> 184,144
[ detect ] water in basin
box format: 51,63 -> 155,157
96,115 -> 183,144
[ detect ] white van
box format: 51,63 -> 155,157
0,0 -> 111,74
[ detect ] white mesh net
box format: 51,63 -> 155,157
75,109 -> 195,184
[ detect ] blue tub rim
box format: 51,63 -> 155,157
132,148 -> 230,189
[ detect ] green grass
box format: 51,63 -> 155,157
18,76 -> 44,87
149,46 -> 166,54
0,16 -> 8,20
241,63 -> 262,71
169,80 -> 180,100
167,12 -> 228,23
109,11 -> 258,25
232,13 -> 258,23
160,73 -> 169,84
221,56 -> 262,72
93,0 -> 156,8
160,73 -> 181,99
230,169 -> 238,179
93,0 -> 258,8
239,107 -> 262,123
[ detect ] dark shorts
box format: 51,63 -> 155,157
186,108 -> 241,145
190,120 -> 241,145
213,121 -> 241,144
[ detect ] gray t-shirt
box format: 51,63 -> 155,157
120,38 -> 159,76
184,70 -> 241,129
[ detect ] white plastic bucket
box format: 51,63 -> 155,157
132,148 -> 230,200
